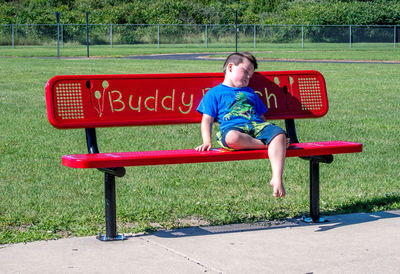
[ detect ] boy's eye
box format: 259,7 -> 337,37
244,69 -> 253,77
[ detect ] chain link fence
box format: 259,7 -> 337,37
1,23 -> 399,49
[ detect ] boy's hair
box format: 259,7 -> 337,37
223,52 -> 258,74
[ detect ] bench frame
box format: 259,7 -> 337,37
88,121 -> 332,241
46,71 -> 362,241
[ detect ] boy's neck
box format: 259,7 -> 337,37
222,79 -> 243,88
222,79 -> 234,87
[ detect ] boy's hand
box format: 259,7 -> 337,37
196,114 -> 214,152
195,142 -> 212,151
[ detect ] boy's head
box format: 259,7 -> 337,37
222,52 -> 258,88
223,52 -> 258,75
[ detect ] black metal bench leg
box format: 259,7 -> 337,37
310,159 -> 322,222
105,172 -> 117,238
302,156 -> 333,223
96,172 -> 127,241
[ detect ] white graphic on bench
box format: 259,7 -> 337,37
88,80 -> 108,117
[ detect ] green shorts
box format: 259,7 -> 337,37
216,121 -> 286,150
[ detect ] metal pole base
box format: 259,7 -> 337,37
301,216 -> 327,223
96,233 -> 127,241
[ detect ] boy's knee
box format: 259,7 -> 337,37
225,131 -> 242,146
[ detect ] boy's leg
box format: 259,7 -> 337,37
225,130 -> 287,197
224,130 -> 266,150
267,133 -> 287,197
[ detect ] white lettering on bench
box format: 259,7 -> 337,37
265,88 -> 278,109
107,89 -> 194,115
108,90 -> 125,112
129,94 -> 141,112
144,90 -> 158,111
161,89 -> 175,111
255,88 -> 278,109
202,88 -> 211,96
178,93 -> 193,114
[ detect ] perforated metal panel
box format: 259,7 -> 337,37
298,77 -> 323,111
55,82 -> 84,120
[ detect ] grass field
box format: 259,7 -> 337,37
1,43 -> 399,60
0,48 -> 399,244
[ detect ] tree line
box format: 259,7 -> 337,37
1,0 -> 399,25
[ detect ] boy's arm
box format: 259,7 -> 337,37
195,114 -> 214,151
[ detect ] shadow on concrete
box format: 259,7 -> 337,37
315,210 -> 400,232
131,210 -> 400,239
316,194 -> 400,231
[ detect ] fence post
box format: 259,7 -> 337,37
349,25 -> 352,48
157,24 -> 160,48
56,12 -> 60,58
254,24 -> 256,48
61,24 -> 63,48
302,25 -> 304,48
394,25 -> 396,48
86,12 -> 89,57
11,24 -> 14,48
235,9 -> 238,52
110,24 -> 113,48
205,24 -> 208,48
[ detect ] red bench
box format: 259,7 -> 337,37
45,70 -> 362,241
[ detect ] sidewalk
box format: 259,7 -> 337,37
1,210 -> 400,273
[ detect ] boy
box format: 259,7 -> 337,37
195,52 -> 288,197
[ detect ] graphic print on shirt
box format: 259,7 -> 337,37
223,92 -> 256,121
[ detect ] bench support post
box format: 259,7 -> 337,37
302,155 -> 333,223
284,120 -> 333,223
310,159 -> 321,222
285,119 -> 299,144
96,173 -> 127,241
105,173 -> 117,238
86,128 -> 127,241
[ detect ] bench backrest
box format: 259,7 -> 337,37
45,70 -> 328,129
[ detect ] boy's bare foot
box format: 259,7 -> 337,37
270,179 -> 286,197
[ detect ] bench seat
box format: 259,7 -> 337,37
62,141 -> 362,168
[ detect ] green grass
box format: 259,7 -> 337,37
0,52 -> 399,244
255,49 -> 400,61
0,43 -> 399,60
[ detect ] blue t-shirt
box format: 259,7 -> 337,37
197,84 -> 268,132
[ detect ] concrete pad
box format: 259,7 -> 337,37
1,211 -> 400,273
0,236 -> 208,273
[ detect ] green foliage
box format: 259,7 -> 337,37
1,0 -> 399,25
0,2 -> 17,24
280,0 -> 400,25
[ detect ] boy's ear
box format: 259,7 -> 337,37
226,63 -> 233,73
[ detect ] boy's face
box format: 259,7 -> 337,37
225,58 -> 255,88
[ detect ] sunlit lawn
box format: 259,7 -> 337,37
0,49 -> 399,244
